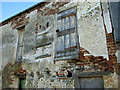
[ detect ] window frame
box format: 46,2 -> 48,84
55,6 -> 80,61
16,25 -> 26,62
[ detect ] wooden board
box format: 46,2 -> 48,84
79,77 -> 104,89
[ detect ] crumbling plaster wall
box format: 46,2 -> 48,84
77,1 -> 108,59
21,3 -> 57,88
34,14 -> 56,73
1,24 -> 17,69
1,0 -> 119,88
22,10 -> 37,61
23,1 -> 113,88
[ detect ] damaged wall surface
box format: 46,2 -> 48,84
0,0 -> 120,89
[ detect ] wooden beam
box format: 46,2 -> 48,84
58,13 -> 76,20
57,7 -> 76,20
57,27 -> 75,37
55,54 -> 79,61
35,54 -> 51,59
36,40 -> 52,48
56,47 -> 76,54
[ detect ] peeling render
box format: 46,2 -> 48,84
77,1 -> 108,59
0,0 -> 120,89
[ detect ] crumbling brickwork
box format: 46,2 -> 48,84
0,0 -> 119,89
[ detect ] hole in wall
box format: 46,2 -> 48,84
39,25 -> 42,29
67,70 -> 72,77
46,22 -> 49,28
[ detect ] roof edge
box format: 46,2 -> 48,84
0,1 -> 48,26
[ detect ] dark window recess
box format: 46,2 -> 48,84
109,2 -> 120,43
56,29 -> 59,32
55,7 -> 79,61
67,70 -> 72,77
39,25 -> 42,29
46,22 -> 49,28
19,78 -> 26,89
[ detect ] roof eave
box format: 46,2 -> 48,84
0,1 -> 48,26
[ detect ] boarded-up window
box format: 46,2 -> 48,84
109,2 -> 120,43
55,7 -> 79,61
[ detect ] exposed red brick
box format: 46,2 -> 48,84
11,16 -> 29,29
10,82 -> 14,85
58,73 -> 64,75
60,69 -> 66,71
11,72 -> 14,75
44,7 -> 51,11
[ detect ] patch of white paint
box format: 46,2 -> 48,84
115,50 -> 120,63
26,9 -> 37,19
23,54 -> 35,61
103,7 -> 112,33
77,2 -> 109,60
